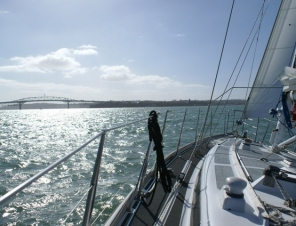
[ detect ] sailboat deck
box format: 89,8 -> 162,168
129,139 -> 211,226
238,143 -> 284,181
200,137 -> 269,226
125,135 -> 296,226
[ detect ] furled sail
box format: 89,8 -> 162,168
243,0 -> 296,118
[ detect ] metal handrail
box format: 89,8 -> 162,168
254,118 -> 260,142
0,108 -> 210,225
226,109 -> 232,133
195,109 -> 201,142
0,131 -> 103,206
0,117 -> 149,208
176,109 -> 187,155
224,112 -> 227,134
232,113 -> 280,146
206,111 -> 213,147
162,110 -> 170,135
83,131 -> 106,225
132,142 -> 152,203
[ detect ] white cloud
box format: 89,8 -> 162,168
54,48 -> 72,56
0,11 -> 9,14
0,64 -> 44,73
0,72 -> 210,101
0,47 -> 97,75
73,49 -> 98,55
0,51 -> 81,74
99,65 -> 208,89
0,78 -> 102,101
78,45 -> 97,49
63,74 -> 73,79
175,34 -> 185,37
100,65 -> 136,81
126,75 -> 178,86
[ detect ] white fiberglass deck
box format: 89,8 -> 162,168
200,136 -> 296,225
200,137 -> 268,226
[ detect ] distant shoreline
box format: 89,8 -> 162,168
89,99 -> 246,108
0,99 -> 246,110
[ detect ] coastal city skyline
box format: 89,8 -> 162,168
0,0 -> 280,102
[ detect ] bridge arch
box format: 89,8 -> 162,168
0,96 -> 99,109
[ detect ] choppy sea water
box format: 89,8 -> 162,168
0,106 -> 247,225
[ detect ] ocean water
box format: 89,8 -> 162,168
0,105 -> 266,225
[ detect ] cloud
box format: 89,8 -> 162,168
0,70 -> 210,101
0,11 -> 9,14
100,65 -> 136,81
73,49 -> 98,55
126,75 -> 178,86
175,34 -> 185,37
0,64 -> 44,73
0,51 -> 81,74
99,65 -> 207,89
78,45 -> 97,49
0,78 -> 101,101
0,46 -> 97,75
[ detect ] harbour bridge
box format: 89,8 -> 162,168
0,96 -> 100,109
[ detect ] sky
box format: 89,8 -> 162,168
0,0 -> 281,102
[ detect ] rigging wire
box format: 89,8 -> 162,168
245,0 -> 267,100
207,4 -> 268,136
224,0 -> 269,96
199,0 -> 236,142
204,0 -> 271,136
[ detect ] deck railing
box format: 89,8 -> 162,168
224,109 -> 296,152
3,106 -> 288,225
0,116 -> 150,225
0,108 -> 212,225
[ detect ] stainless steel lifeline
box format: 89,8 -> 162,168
1,108 -> 278,225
